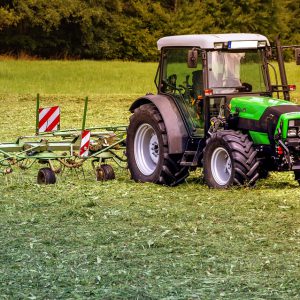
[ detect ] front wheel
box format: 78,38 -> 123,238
126,103 -> 189,186
203,130 -> 259,188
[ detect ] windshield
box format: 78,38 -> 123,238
207,50 -> 267,94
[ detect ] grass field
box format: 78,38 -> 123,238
0,60 -> 157,95
0,60 -> 300,299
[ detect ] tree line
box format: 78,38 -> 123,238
0,0 -> 299,61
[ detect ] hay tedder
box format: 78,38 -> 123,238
0,95 -> 127,184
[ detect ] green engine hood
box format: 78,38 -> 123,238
230,96 -> 300,144
230,96 -> 295,120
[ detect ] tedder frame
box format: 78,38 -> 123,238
0,94 -> 127,184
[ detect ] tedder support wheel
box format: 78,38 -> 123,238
96,164 -> 115,181
37,167 -> 56,185
126,103 -> 189,186
203,130 -> 260,188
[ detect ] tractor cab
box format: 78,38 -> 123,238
156,34 -> 272,137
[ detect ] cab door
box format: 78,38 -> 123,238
159,47 -> 205,137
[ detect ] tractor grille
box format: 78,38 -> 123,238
289,119 -> 300,127
287,120 -> 300,138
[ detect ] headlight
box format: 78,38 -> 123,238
287,128 -> 297,137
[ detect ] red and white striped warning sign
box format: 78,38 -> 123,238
39,106 -> 60,133
80,130 -> 91,157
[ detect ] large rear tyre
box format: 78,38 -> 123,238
203,130 -> 259,188
126,103 -> 189,186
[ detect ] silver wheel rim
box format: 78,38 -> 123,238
211,147 -> 232,185
134,123 -> 159,175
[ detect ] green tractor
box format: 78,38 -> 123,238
126,33 -> 300,188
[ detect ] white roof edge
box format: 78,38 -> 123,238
157,33 -> 270,50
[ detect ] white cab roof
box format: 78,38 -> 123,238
157,33 -> 270,50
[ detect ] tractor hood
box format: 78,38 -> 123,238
229,96 -> 300,144
230,96 -> 297,120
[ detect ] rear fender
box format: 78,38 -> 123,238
129,94 -> 188,154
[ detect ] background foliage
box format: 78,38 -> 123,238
0,0 -> 299,61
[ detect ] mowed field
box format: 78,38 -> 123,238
0,60 -> 299,299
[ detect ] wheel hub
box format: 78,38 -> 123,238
149,134 -> 159,163
211,147 -> 232,185
134,123 -> 160,175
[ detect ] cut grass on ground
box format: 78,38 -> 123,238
0,61 -> 300,299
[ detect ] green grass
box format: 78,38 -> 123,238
0,60 -> 158,95
0,59 -> 299,99
0,60 -> 300,299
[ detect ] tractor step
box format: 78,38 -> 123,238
180,140 -> 202,167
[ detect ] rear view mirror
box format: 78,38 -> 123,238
188,48 -> 198,68
295,48 -> 300,65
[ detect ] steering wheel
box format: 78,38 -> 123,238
239,82 -> 252,92
162,79 -> 184,94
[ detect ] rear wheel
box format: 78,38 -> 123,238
203,130 -> 259,188
126,103 -> 189,186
